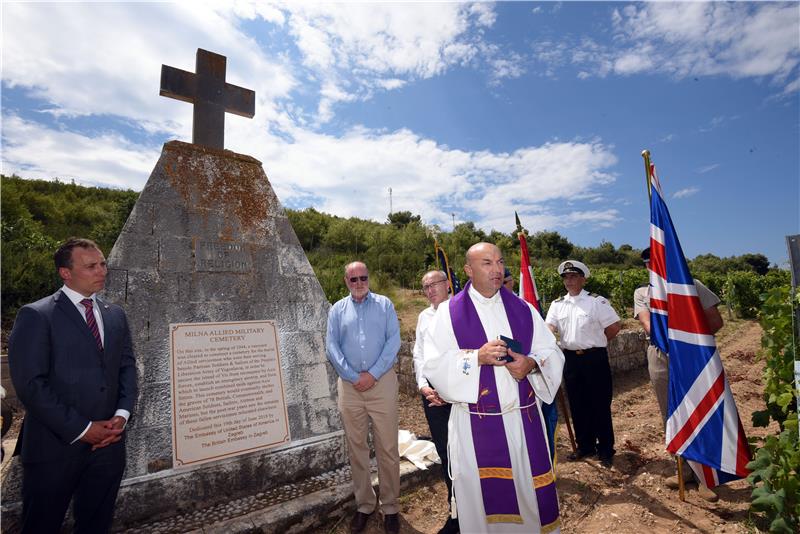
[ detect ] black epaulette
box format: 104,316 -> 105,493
589,293 -> 600,298
636,283 -> 649,289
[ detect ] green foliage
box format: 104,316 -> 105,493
690,252 -> 773,275
286,207 -> 331,250
722,270 -> 792,319
528,230 -> 574,260
3,174 -> 787,328
742,253 -> 771,275
1,175 -> 138,323
387,210 -> 420,228
747,286 -> 799,532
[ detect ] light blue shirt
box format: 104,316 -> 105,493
326,291 -> 401,383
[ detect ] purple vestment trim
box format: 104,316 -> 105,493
450,282 -> 560,528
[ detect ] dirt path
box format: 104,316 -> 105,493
565,319 -> 765,534
330,319 -> 767,534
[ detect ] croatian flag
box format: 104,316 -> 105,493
648,164 -> 750,488
517,231 -> 542,314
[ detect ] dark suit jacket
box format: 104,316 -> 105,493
8,289 -> 137,463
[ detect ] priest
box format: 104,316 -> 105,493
422,242 -> 564,533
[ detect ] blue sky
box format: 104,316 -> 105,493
2,1 -> 798,265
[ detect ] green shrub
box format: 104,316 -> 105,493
747,286 -> 799,533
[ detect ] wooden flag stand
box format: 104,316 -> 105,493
557,387 -> 577,453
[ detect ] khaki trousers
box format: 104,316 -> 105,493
337,368 -> 400,515
647,344 -> 670,425
647,345 -> 693,478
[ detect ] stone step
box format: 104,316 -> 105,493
115,458 -> 439,533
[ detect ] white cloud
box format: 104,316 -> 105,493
534,2 -> 800,92
262,125 -> 619,232
469,2 -> 497,27
375,79 -> 407,91
1,115 -> 158,189
672,187 -> 700,199
699,115 -> 738,133
271,3 -> 496,121
696,163 -> 720,174
489,53 -> 526,85
782,77 -> 800,95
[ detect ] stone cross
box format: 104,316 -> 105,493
160,48 -> 255,150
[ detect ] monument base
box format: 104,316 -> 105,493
1,432 -> 346,530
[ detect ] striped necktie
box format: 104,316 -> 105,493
81,298 -> 104,352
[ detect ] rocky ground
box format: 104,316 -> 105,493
325,318 -> 770,534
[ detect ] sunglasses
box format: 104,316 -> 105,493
348,275 -> 369,283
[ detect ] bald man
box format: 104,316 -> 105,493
423,243 -> 564,533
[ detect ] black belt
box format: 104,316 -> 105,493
563,347 -> 605,355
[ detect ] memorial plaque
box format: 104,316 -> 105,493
194,240 -> 252,272
170,320 -> 290,467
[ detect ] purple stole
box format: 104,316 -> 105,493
450,282 -> 560,531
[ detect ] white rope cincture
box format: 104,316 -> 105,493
466,400 -> 537,417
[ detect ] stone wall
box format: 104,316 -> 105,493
395,340 -> 417,396
607,330 -> 649,374
395,330 -> 649,397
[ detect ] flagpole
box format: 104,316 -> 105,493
557,388 -> 577,453
642,149 -> 652,201
677,456 -> 686,502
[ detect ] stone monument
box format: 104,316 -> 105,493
1,48 -> 346,529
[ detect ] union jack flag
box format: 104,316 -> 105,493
647,163 -> 750,488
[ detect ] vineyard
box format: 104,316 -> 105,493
747,287 -> 800,532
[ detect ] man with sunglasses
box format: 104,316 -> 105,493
412,270 -> 458,534
326,261 -> 402,534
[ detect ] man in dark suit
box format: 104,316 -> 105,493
9,237 -> 137,533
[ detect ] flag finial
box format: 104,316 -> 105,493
642,149 -> 653,200
515,211 -> 523,234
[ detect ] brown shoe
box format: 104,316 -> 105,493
384,513 -> 400,534
351,511 -> 372,533
697,484 -> 719,502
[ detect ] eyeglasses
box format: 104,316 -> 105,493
423,279 -> 447,291
348,275 -> 369,283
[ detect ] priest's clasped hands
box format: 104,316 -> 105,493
477,339 -> 538,381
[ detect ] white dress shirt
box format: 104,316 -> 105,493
412,301 -> 447,391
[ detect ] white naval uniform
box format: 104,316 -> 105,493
544,289 -> 619,459
544,289 -> 619,350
